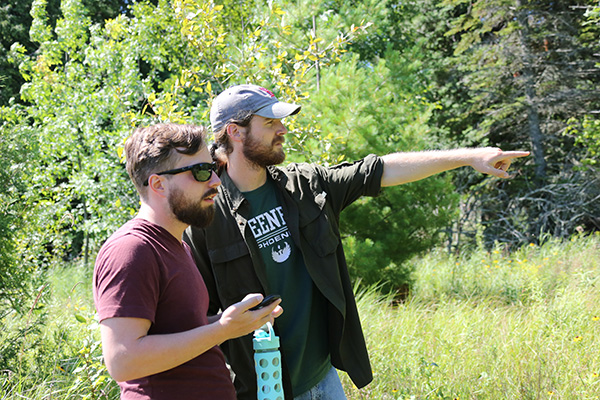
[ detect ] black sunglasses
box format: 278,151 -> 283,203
143,162 -> 217,186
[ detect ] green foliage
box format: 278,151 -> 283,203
6,0 -> 184,271
0,1 -> 33,105
425,0 -> 600,246
566,116 -> 600,168
0,106 -> 44,312
299,54 -> 459,295
0,0 -> 132,106
567,6 -> 600,169
159,0 -> 369,128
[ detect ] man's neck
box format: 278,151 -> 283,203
226,153 -> 269,192
136,203 -> 187,242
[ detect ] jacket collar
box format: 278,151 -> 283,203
219,165 -> 288,212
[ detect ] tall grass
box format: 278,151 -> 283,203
341,233 -> 600,399
0,263 -> 118,399
2,234 -> 599,399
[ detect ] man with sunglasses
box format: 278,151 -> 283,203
183,85 -> 529,400
93,123 -> 282,400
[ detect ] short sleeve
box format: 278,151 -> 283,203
93,234 -> 161,323
288,154 -> 384,214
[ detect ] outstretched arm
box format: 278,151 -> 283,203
380,147 -> 530,187
100,294 -> 282,382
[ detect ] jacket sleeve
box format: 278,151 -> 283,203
182,226 -> 222,316
298,154 -> 384,216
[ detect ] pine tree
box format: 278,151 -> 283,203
440,0 -> 600,244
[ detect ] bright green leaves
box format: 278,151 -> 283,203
55,0 -> 91,59
30,0 -> 53,45
567,116 -> 600,168
155,0 -> 372,146
4,0 -> 151,272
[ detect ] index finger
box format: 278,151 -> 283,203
239,293 -> 264,311
498,151 -> 530,159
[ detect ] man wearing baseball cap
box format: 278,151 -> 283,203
184,84 -> 529,399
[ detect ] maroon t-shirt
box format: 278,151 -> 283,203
93,218 -> 236,400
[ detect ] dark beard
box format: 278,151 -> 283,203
168,187 -> 216,228
241,127 -> 286,167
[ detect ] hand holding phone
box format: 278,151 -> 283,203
249,294 -> 281,311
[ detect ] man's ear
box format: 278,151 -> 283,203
226,123 -> 243,143
147,174 -> 168,198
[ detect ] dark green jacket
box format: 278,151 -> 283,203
183,154 -> 384,399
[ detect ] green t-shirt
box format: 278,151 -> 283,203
243,178 -> 331,396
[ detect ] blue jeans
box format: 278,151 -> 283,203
293,367 -> 347,400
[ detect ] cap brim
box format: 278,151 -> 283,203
254,102 -> 301,119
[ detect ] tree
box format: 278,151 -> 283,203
425,0 -> 600,245
296,53 -> 459,295
567,2 -> 600,170
0,106 -> 41,312
1,0 -> 372,279
0,0 -> 132,106
0,0 -> 40,105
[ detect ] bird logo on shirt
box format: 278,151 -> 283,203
271,242 -> 291,263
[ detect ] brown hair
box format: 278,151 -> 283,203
125,123 -> 207,195
211,111 -> 253,171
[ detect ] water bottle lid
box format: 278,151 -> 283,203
253,322 -> 280,350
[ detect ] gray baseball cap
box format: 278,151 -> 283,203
210,84 -> 301,133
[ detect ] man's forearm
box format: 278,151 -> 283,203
101,318 -> 232,382
380,147 -> 530,187
381,150 -> 470,186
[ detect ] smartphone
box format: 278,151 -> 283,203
249,294 -> 281,311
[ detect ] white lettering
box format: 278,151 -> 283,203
257,230 -> 291,249
248,218 -> 262,236
249,206 -> 287,239
265,209 -> 283,230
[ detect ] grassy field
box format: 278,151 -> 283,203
1,233 -> 599,399
341,234 -> 600,399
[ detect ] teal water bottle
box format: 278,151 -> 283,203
253,322 -> 284,400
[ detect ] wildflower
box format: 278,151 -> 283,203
548,391 -> 555,396
592,372 -> 599,378
573,335 -> 583,342
392,389 -> 398,393
593,316 -> 599,321
529,243 -> 535,247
